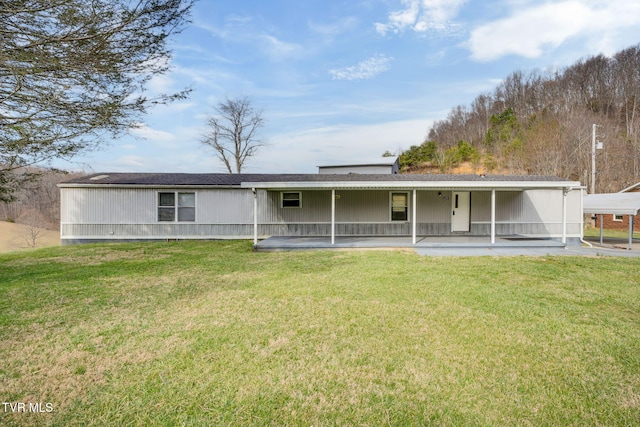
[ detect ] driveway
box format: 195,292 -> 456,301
414,245 -> 640,257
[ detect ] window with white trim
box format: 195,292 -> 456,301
613,214 -> 624,222
158,192 -> 195,222
390,192 -> 408,221
281,192 -> 302,208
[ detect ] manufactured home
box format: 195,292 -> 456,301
59,173 -> 583,247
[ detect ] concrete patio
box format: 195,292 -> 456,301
255,235 -> 568,250
254,235 -> 640,257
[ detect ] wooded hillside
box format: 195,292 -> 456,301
0,168 -> 83,230
401,44 -> 640,193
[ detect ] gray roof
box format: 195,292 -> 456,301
60,172 -> 572,187
620,181 -> 640,193
583,193 -> 640,215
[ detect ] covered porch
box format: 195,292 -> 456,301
242,175 -> 583,248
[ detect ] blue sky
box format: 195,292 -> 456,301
61,0 -> 640,174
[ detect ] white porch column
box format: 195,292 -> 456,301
629,215 -> 634,251
490,189 -> 496,244
412,189 -> 417,245
331,189 -> 335,245
252,188 -> 258,246
600,214 -> 604,246
580,188 -> 584,242
562,188 -> 567,244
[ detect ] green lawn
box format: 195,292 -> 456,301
1,241 -> 639,426
584,226 -> 640,240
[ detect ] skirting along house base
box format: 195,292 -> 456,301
59,173 -> 583,248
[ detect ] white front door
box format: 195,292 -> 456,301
451,192 -> 470,232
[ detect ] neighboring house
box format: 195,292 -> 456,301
318,158 -> 400,174
594,212 -> 640,231
59,172 -> 583,246
593,181 -> 640,231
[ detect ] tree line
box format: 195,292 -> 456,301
401,44 -> 640,193
0,168 -> 83,230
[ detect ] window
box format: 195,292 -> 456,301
177,193 -> 196,221
281,192 -> 302,208
613,214 -> 624,222
158,192 -> 195,222
158,192 -> 176,222
390,192 -> 408,221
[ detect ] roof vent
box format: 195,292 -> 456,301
90,174 -> 110,181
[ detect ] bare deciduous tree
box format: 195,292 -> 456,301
18,208 -> 49,248
201,97 -> 266,173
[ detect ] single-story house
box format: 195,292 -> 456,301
58,172 -> 583,246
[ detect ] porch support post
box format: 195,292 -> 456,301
252,188 -> 258,246
580,187 -> 584,242
331,189 -> 335,245
490,189 -> 496,245
412,189 -> 417,245
600,214 -> 603,246
629,214 -> 634,251
562,188 -> 567,244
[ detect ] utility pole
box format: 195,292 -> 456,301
591,124 -> 603,194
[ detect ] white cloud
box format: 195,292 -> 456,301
111,155 -> 149,169
259,34 -> 302,60
173,64 -> 239,89
195,15 -> 301,62
161,101 -> 197,114
375,0 -> 467,35
130,123 -> 176,143
468,0 -> 640,61
147,73 -> 174,94
193,15 -> 253,42
329,54 -> 394,80
308,17 -> 359,35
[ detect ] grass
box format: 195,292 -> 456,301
1,241 -> 640,426
584,226 -> 640,240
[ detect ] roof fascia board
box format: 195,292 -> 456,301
59,180 -> 583,190
57,183 -> 241,189
583,208 -> 640,215
241,181 -> 581,190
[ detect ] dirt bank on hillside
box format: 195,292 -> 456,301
0,221 -> 60,253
